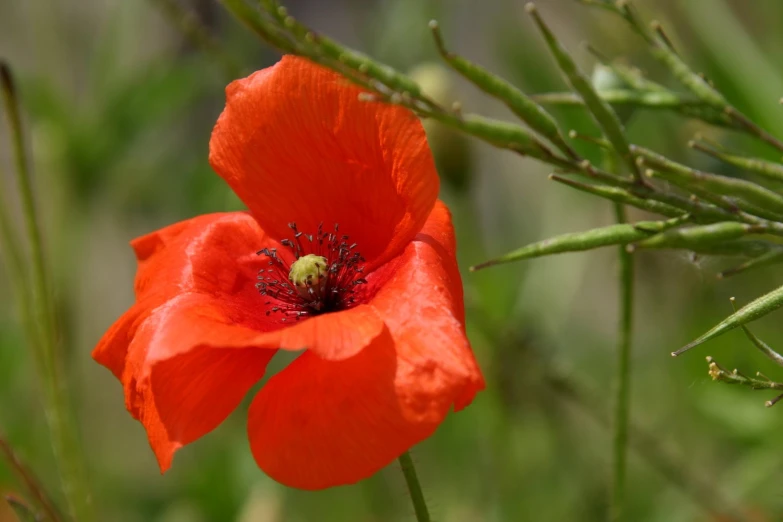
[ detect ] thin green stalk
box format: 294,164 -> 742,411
398,451 -> 431,522
0,114 -> 60,522
0,192 -> 29,321
611,201 -> 634,521
1,63 -> 93,522
607,151 -> 634,522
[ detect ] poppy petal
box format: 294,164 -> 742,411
125,292 -> 276,471
371,200 -> 484,414
209,55 -> 439,270
94,212 -> 278,470
248,332 -> 422,490
275,303 -> 385,360
93,212 -> 276,383
119,292 -> 384,472
129,212 -> 273,309
95,212 -> 391,470
128,211 -> 385,359
246,201 -> 484,489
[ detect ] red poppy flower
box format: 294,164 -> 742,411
93,55 -> 484,490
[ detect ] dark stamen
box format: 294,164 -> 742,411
256,222 -> 367,321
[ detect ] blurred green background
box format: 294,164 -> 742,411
1,0 -> 783,520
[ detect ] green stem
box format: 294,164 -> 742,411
0,182 -> 32,339
605,148 -> 635,522
0,196 -> 26,290
398,451 -> 431,522
611,201 -> 634,521
1,63 -> 93,522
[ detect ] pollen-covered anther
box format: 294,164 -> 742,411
256,222 -> 367,320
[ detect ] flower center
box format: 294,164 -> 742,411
256,222 -> 367,321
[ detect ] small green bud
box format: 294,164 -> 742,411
289,254 -> 328,301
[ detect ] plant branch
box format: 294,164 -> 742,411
608,151 -> 635,522
707,356 -> 783,393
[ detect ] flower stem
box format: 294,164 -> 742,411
610,200 -> 634,521
398,451 -> 431,522
603,149 -> 635,522
1,63 -> 93,522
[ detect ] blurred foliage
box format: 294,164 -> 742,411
1,0 -> 783,521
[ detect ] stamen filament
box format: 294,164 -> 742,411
257,222 -> 367,320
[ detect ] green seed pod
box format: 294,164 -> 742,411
430,20 -> 574,159
635,146 -> 783,219
689,239 -> 773,258
674,284 -> 783,356
446,113 -> 549,160
549,175 -> 684,218
691,141 -> 783,184
632,222 -> 759,250
532,90 -> 733,127
472,217 -> 683,270
650,44 -> 727,109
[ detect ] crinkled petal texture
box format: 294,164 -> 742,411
93,212 -> 278,471
209,55 -> 439,271
248,201 -> 484,489
93,212 -> 389,470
